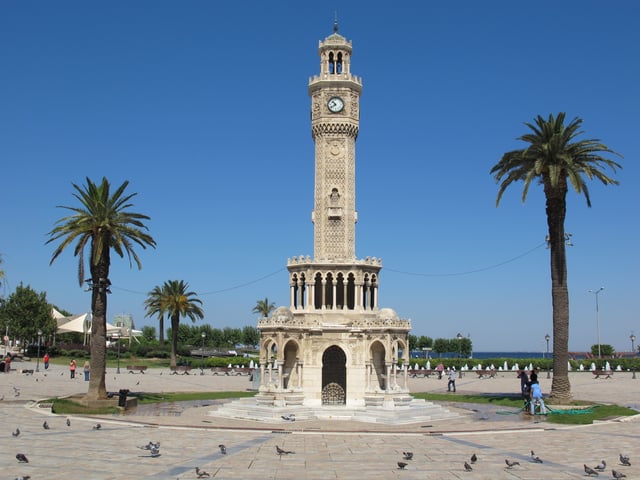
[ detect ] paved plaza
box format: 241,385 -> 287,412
1,360 -> 639,479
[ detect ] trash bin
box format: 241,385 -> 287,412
118,389 -> 130,407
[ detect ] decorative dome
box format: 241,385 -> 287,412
377,308 -> 399,322
270,306 -> 294,322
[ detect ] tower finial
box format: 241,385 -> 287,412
333,11 -> 338,33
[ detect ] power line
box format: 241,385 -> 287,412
384,241 -> 547,277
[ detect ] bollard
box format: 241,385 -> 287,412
118,389 -> 130,407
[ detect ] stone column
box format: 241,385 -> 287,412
259,362 -> 266,389
290,283 -> 296,310
385,363 -> 391,392
332,282 -> 337,309
278,363 -> 284,390
321,279 -> 327,310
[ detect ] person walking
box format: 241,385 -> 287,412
447,368 -> 456,392
69,359 -> 77,379
43,353 -> 50,370
83,360 -> 91,381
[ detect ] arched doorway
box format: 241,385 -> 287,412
370,341 -> 386,390
322,345 -> 346,405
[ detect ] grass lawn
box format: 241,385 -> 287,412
412,392 -> 637,425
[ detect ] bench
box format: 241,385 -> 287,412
592,370 -> 613,379
408,369 -> 434,378
475,369 -> 497,379
170,365 -> 192,375
126,365 -> 148,374
211,367 -> 253,376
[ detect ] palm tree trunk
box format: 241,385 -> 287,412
86,263 -> 109,401
170,314 -> 179,368
159,316 -> 165,345
546,188 -> 572,403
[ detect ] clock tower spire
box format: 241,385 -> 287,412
308,28 -> 362,261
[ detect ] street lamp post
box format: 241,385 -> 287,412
588,287 -> 604,358
456,333 -> 463,378
544,334 -> 550,359
201,332 -> 206,375
113,333 -> 121,374
545,333 -> 551,378
36,329 -> 42,372
631,334 -> 636,354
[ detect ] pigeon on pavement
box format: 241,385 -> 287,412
584,464 -> 599,476
42,421 -> 50,430
619,454 -> 631,466
14,476 -> 31,480
66,418 -> 71,427
464,461 -> 473,471
12,428 -> 20,437
403,452 -> 413,460
276,445 -> 294,455
92,423 -> 102,430
16,453 -> 29,463
397,462 -> 407,470
281,414 -> 295,421
612,469 -> 627,479
594,460 -> 606,471
505,459 -> 520,468
195,467 -> 210,478
218,444 -> 227,454
470,453 -> 477,464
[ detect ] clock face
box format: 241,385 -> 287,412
327,96 -> 344,113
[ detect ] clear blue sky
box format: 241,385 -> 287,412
1,1 -> 638,352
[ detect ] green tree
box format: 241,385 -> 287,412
0,283 -> 55,347
140,326 -> 157,342
47,177 -> 156,401
145,280 -> 204,368
252,297 -> 275,318
491,113 -> 621,403
242,325 -> 260,348
143,284 -> 166,344
591,344 -> 615,358
432,338 -> 449,357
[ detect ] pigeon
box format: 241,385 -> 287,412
619,454 -> 631,466
505,459 -> 520,468
531,454 -> 543,464
149,446 -> 161,457
14,476 -> 31,480
218,444 -> 227,454
464,461 -> 473,471
397,462 -> 408,470
43,421 -> 50,430
584,464 -> 599,476
66,418 -> 71,427
403,452 -> 413,461
12,427 -> 20,437
594,460 -> 606,471
16,453 -> 29,463
612,469 -> 627,479
470,453 -> 477,464
195,467 -> 210,478
139,441 -> 160,451
276,445 -> 294,455
281,414 -> 295,421
92,423 -> 102,430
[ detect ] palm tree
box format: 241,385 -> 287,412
144,285 -> 166,345
252,297 -> 276,318
490,113 -> 621,402
0,254 -> 5,292
146,280 -> 204,368
47,177 -> 156,401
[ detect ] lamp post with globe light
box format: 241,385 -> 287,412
545,333 -> 551,378
631,333 -> 636,380
201,332 -> 206,375
456,333 -> 463,378
36,330 -> 42,372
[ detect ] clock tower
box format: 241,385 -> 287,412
254,23 -> 421,413
308,21 -> 362,261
